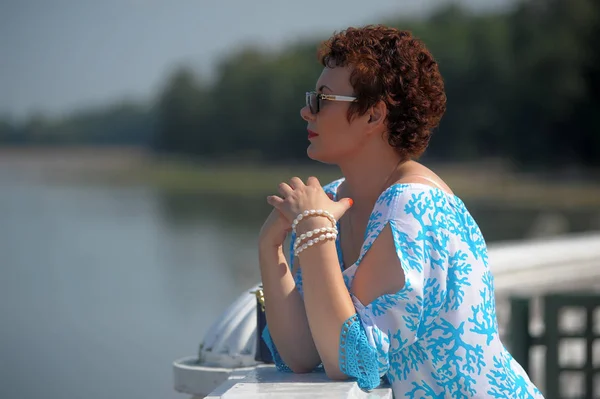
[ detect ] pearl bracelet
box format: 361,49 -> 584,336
293,226 -> 338,253
294,231 -> 338,257
291,209 -> 336,234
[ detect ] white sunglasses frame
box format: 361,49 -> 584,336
305,91 -> 357,114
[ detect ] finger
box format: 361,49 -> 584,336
339,197 -> 354,212
267,195 -> 285,208
277,182 -> 294,197
306,176 -> 321,188
289,177 -> 304,190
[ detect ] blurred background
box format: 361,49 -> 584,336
1,0 -> 599,398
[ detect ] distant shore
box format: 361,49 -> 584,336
1,146 -> 600,209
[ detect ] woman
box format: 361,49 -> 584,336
258,25 -> 543,398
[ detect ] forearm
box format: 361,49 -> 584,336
259,243 -> 321,372
298,239 -> 356,379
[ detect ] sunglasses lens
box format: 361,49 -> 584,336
306,92 -> 319,114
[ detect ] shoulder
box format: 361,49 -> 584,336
374,183 -> 456,222
370,184 -> 488,262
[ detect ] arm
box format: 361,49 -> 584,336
259,242 -> 321,372
294,218 -> 355,379
264,177 -> 368,379
297,221 -> 406,380
258,209 -> 320,373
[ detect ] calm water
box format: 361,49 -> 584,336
0,174 -> 598,399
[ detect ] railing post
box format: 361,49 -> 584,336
584,305 -> 595,399
544,295 -> 560,399
509,296 -> 531,374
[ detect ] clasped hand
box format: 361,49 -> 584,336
259,176 -> 352,248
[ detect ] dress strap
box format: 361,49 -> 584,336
402,174 -> 445,191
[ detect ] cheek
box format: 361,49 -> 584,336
308,127 -> 357,162
309,109 -> 362,159
318,110 -> 351,139
319,124 -> 346,149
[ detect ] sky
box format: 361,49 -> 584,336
0,0 -> 512,119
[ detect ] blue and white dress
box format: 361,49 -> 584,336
263,178 -> 544,398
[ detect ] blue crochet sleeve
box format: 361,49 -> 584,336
339,314 -> 382,391
261,325 -> 293,372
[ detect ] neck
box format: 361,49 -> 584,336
337,142 -> 408,206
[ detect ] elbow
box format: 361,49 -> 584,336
288,363 -> 315,374
324,363 -> 348,381
284,354 -> 320,374
321,350 -> 348,380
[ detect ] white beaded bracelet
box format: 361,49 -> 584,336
294,231 -> 337,257
291,209 -> 336,234
293,226 -> 338,253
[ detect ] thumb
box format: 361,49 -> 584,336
338,197 -> 354,212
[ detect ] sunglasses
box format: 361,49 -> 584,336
305,91 -> 357,115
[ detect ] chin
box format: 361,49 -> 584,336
307,144 -> 325,162
306,144 -> 337,165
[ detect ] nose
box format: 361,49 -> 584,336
300,104 -> 315,122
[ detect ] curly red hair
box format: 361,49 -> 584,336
318,25 -> 447,159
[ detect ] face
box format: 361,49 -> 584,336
300,66 -> 370,164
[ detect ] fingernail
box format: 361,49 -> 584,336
348,198 -> 354,206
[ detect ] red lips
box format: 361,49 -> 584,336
308,129 -> 319,138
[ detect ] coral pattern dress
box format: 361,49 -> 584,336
263,178 -> 544,398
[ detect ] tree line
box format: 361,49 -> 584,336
1,0 -> 598,170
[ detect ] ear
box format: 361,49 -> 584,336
366,101 -> 387,131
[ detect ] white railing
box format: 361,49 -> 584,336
173,232 -> 600,398
490,232 -> 600,294
205,366 -> 393,399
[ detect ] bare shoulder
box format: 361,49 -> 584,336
396,161 -> 454,195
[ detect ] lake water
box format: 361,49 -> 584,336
0,173 -> 598,399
